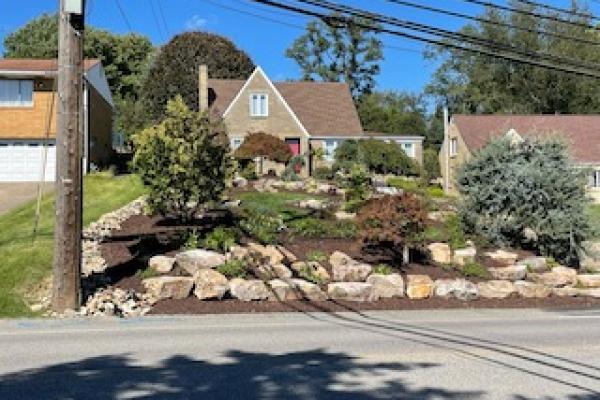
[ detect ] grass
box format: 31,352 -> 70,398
386,176 -> 446,198
0,172 -> 146,318
587,204 -> 600,239
233,191 -> 325,222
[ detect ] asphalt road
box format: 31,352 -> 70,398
1,308 -> 599,399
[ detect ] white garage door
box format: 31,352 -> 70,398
0,140 -> 56,182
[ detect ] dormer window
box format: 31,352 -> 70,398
250,93 -> 268,117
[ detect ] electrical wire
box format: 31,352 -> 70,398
155,0 -> 171,36
513,0 -> 597,20
149,0 -> 166,41
114,0 -> 133,31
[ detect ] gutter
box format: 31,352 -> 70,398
310,135 -> 425,141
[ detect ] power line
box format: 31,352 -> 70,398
149,0 -> 166,41
459,0 -> 598,30
114,0 -> 133,31
294,0 -> 600,72
382,0 -> 600,46
250,0 -> 600,79
155,0 -> 171,37
513,0 -> 597,20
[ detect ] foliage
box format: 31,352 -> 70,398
216,259 -> 250,279
238,209 -> 284,245
332,140 -> 360,172
425,1 -> 600,114
233,191 -> 318,222
460,262 -> 489,279
357,91 -> 427,136
135,266 -> 161,280
373,264 -> 394,275
426,186 -> 445,198
204,226 -> 237,252
307,250 -> 327,263
387,176 -> 445,200
143,31 -> 254,120
183,229 -> 200,250
289,218 -> 357,239
239,161 -> 258,181
445,214 -> 467,250
313,166 -> 334,181
357,194 -> 426,252
286,12 -> 383,99
422,148 -> 441,181
586,204 -> 600,239
297,265 -> 326,285
457,137 -> 590,265
234,132 -> 293,164
132,96 -> 230,221
359,139 -> 420,176
0,173 -> 145,317
341,164 -> 371,207
282,155 -> 305,182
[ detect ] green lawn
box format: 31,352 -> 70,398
588,204 -> 600,239
0,172 -> 146,317
232,191 -> 326,222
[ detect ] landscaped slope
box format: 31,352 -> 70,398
0,173 -> 145,317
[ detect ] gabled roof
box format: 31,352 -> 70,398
452,114 -> 600,164
207,74 -> 364,137
0,58 -> 100,73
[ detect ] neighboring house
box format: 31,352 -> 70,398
0,58 -> 114,182
439,114 -> 600,202
200,65 -> 424,175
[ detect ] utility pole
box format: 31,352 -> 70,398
52,0 -> 85,312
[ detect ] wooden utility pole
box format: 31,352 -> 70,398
52,0 -> 85,312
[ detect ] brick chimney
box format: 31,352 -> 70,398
198,64 -> 208,112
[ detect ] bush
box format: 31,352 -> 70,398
238,208 -> 284,244
132,96 -> 230,221
204,226 -> 237,252
183,229 -> 200,249
307,250 -> 327,262
332,140 -> 359,172
239,161 -> 257,181
313,166 -> 334,181
457,137 -> 590,265
342,164 -> 371,204
422,148 -> 440,182
358,139 -> 420,176
282,155 -> 305,181
234,132 -> 293,163
460,261 -> 489,279
216,259 -> 250,279
373,263 -> 394,275
289,218 -> 357,239
445,214 -> 467,250
357,194 -> 426,263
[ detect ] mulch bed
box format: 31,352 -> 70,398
99,212 -> 600,316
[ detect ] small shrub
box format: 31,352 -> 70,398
445,214 -> 467,250
342,164 -> 371,203
460,261 -> 489,279
426,186 -> 445,198
282,155 -> 305,181
204,226 -> 237,252
216,259 -> 250,279
234,132 -> 293,163
387,177 -> 420,192
357,194 -> 426,264
332,140 -> 359,172
135,266 -> 161,279
297,265 -> 326,285
313,166 -> 334,181
184,229 -> 200,249
239,161 -> 257,181
289,218 -> 357,239
422,148 -> 441,182
238,209 -> 284,244
373,263 -> 393,275
307,250 -> 327,263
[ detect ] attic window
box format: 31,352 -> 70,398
250,93 -> 268,117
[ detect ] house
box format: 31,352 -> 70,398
199,65 -> 424,175
0,58 -> 115,182
439,114 -> 600,202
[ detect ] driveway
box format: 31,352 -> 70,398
0,183 -> 52,215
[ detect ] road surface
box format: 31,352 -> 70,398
1,308 -> 599,399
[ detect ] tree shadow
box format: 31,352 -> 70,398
0,349 -> 482,399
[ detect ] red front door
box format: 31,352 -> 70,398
285,138 -> 301,156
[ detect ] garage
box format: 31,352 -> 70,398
0,140 -> 56,182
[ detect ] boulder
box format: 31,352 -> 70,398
298,199 -> 328,210
477,280 -> 516,299
488,265 -> 527,281
514,281 -> 551,298
406,275 -> 434,299
268,279 -> 302,301
229,278 -> 270,301
276,245 -> 298,264
142,277 -> 194,300
193,269 -> 229,300
290,261 -> 331,283
427,242 -> 452,264
518,256 -> 547,273
232,176 -> 248,188
528,266 -> 577,288
453,247 -> 476,266
335,211 -> 356,220
148,255 -> 176,274
434,279 -> 479,301
576,274 -> 600,288
284,181 -> 305,191
247,243 -> 285,265
290,279 -> 329,301
327,282 -> 378,302
255,263 -> 293,280
577,288 -> 600,298
579,241 -> 600,273
552,287 -> 580,297
230,246 -> 250,261
366,274 -> 405,298
484,249 -> 519,266
329,251 -> 372,282
375,186 -> 401,196
175,249 -> 226,275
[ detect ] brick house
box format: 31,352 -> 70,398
0,59 -> 115,182
439,114 -> 600,202
200,65 -> 424,176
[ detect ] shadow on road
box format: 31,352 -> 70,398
0,349 -> 482,399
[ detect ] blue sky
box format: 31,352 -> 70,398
2,0 -> 598,97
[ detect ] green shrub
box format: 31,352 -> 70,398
238,209 -> 284,244
373,263 -> 393,275
307,250 -> 327,263
422,148 -> 440,181
313,166 -> 334,181
234,132 -> 293,163
289,218 -> 357,239
387,177 -> 420,192
282,155 -> 305,181
135,266 -> 161,279
358,139 -> 420,176
239,161 -> 257,181
204,226 -> 237,252
216,259 -> 250,279
132,96 -> 229,221
445,214 -> 467,250
184,229 -> 200,250
342,164 -> 371,203
297,265 -> 326,285
458,137 -> 590,265
426,186 -> 445,198
460,262 -> 489,279
332,140 -> 359,172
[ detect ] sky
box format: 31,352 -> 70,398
2,0 -> 599,99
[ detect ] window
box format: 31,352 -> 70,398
324,139 -> 338,161
399,142 -> 415,158
590,170 -> 600,188
0,80 -> 33,106
450,138 -> 458,157
250,93 -> 268,117
231,137 -> 243,151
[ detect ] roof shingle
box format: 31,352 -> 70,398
0,58 -> 100,73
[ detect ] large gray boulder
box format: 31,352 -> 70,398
576,274 -> 600,288
229,278 -> 270,301
268,279 -> 302,301
528,266 -> 577,288
291,261 -> 331,283
175,249 -> 226,275
579,241 -> 600,272
453,247 -> 476,266
255,263 -> 293,280
193,269 -> 229,300
327,282 -> 378,302
477,280 -> 516,299
142,276 -> 194,300
513,281 -> 551,298
366,274 -> 404,298
290,279 -> 328,301
518,257 -> 547,273
148,255 -> 176,274
489,265 -> 527,281
434,279 -> 479,301
484,249 -> 519,266
247,243 -> 285,265
330,251 -> 372,282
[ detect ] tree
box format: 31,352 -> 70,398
425,0 -> 600,114
286,13 -> 383,99
457,137 -> 590,266
233,132 -> 292,163
332,139 -> 419,176
143,31 -> 254,120
132,96 -> 230,221
357,91 -> 427,136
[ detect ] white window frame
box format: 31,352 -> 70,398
399,141 -> 416,158
230,136 -> 243,151
450,138 -> 458,157
0,79 -> 34,107
591,170 -> 600,189
323,139 -> 338,161
249,93 -> 268,117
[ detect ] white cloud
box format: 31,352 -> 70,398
185,15 -> 208,31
